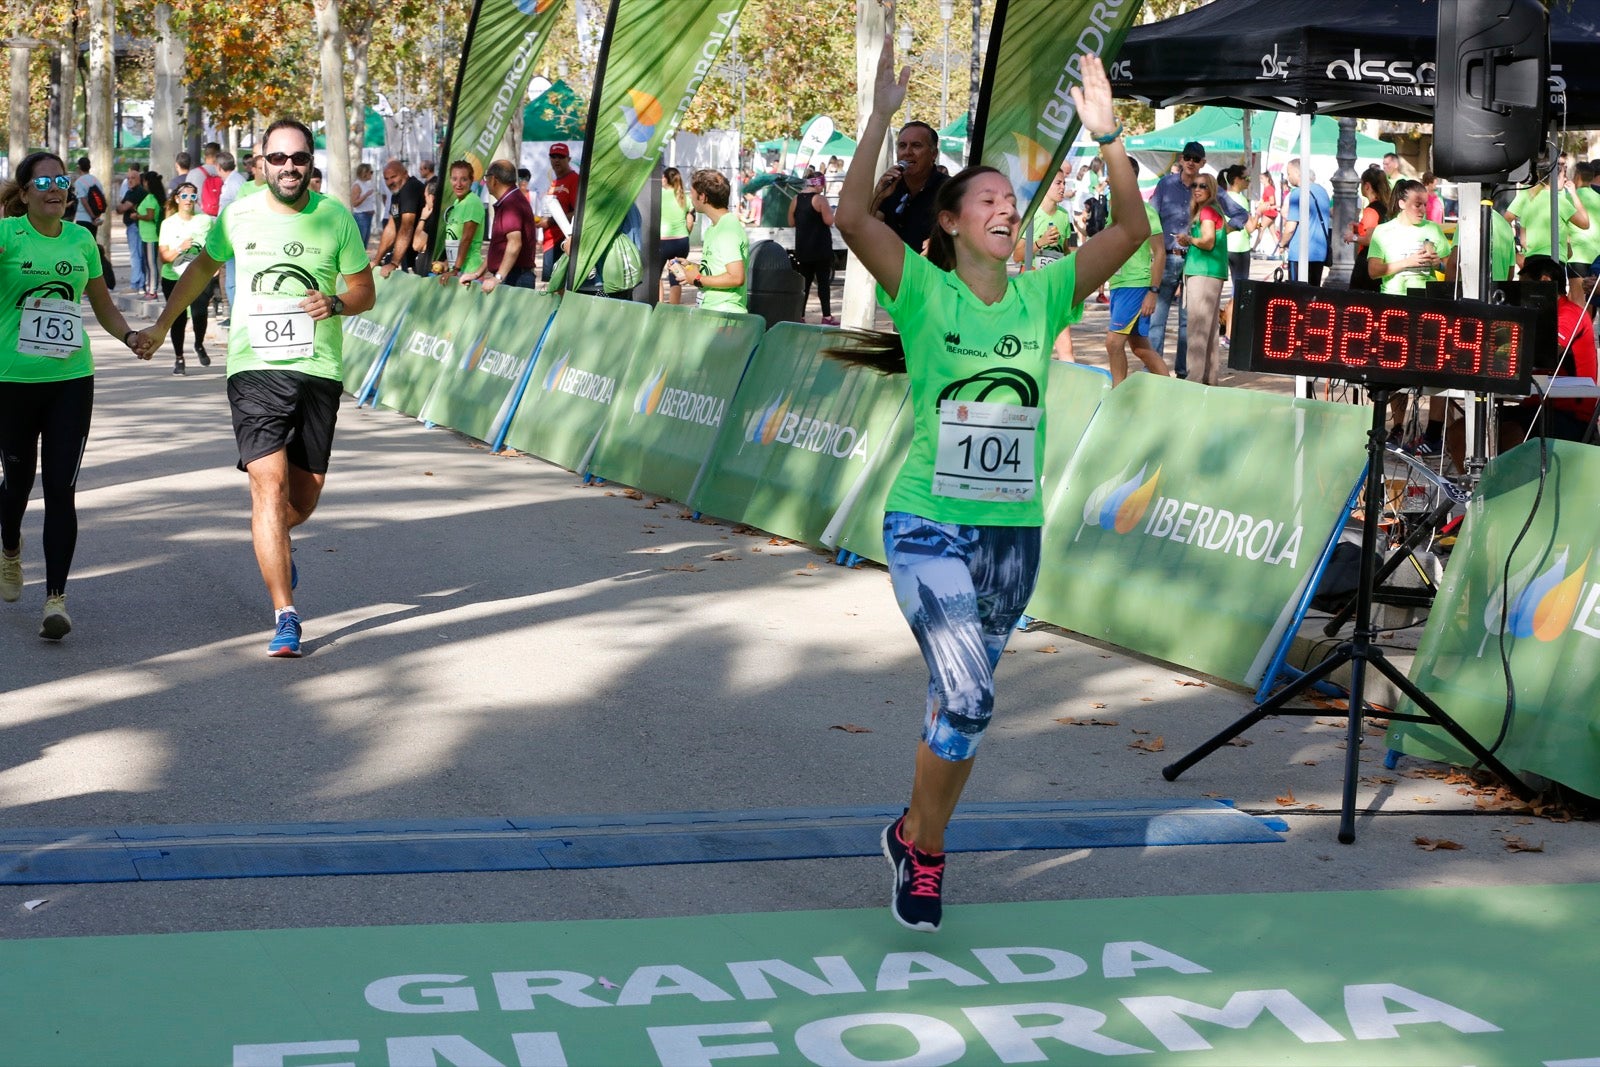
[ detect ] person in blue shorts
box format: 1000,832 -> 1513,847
1103,158 -> 1170,384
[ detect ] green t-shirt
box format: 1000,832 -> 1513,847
878,243 -> 1082,527
443,193 -> 486,275
1569,187 -> 1600,266
136,194 -> 160,241
1183,206 -> 1229,280
1107,202 -> 1163,290
697,212 -> 749,313
205,190 -> 369,381
1508,186 -> 1578,258
1032,205 -> 1074,254
1368,218 -> 1453,296
239,181 -> 267,199
0,216 -> 102,383
1491,210 -> 1516,283
1225,191 -> 1254,253
660,190 -> 691,239
158,212 -> 214,282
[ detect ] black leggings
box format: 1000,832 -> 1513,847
0,376 -> 94,596
796,256 -> 833,317
160,275 -> 216,357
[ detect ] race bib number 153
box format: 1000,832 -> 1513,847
16,297 -> 82,358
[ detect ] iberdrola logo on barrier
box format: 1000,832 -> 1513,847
1081,464 -> 1162,535
635,367 -> 667,415
541,352 -> 570,391
461,334 -> 487,372
615,90 -> 663,160
514,0 -> 558,14
747,393 -> 792,445
1002,132 -> 1053,203
1480,547 -> 1591,654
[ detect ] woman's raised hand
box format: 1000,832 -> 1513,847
1068,54 -> 1117,138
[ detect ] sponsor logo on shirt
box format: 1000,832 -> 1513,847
55,261 -> 72,276
18,281 -> 76,304
284,242 -> 305,256
994,335 -> 1023,359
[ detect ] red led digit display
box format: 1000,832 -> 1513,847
1230,282 -> 1535,393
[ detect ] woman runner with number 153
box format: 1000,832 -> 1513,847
832,42 -> 1150,932
0,152 -> 153,640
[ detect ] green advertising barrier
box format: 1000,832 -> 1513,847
500,294 -> 651,473
589,303 -> 763,502
376,280 -> 487,419
1029,374 -> 1368,686
690,323 -> 909,547
820,393 -> 910,565
417,287 -> 561,445
9,885 -> 1600,1065
340,271 -> 419,397
1390,440 -> 1600,795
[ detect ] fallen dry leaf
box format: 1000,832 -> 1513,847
1360,775 -> 1397,786
1037,645 -> 1060,654
1139,697 -> 1154,703
604,491 -> 617,497
423,471 -> 434,476
751,546 -> 763,552
1224,736 -> 1253,747
793,570 -> 816,577
1175,679 -> 1207,688
1275,789 -> 1298,806
1056,717 -> 1119,726
1414,837 -> 1464,851
1301,760 -> 1319,766
621,488 -> 644,499
661,563 -> 704,572
1090,702 -> 1108,709
829,724 -> 873,734
707,551 -> 740,562
1201,791 -> 1224,798
639,501 -> 659,509
1502,836 -> 1545,853
1413,796 -> 1437,804
1131,728 -> 1151,735
1129,736 -> 1166,753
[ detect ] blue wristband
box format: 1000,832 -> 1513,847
1092,124 -> 1123,146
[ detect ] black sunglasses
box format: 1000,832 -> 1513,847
263,151 -> 314,167
1182,154 -> 1204,163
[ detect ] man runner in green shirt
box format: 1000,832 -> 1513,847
141,118 -> 374,657
678,169 -> 748,313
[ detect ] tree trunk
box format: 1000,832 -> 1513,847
841,0 -> 890,329
151,4 -> 185,179
6,38 -> 38,175
87,0 -> 116,246
314,0 -> 351,208
349,25 -> 371,172
51,38 -> 74,160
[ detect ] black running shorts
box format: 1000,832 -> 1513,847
226,370 -> 343,474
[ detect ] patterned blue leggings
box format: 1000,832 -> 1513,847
883,512 -> 1042,762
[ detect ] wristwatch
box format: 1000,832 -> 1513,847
326,294 -> 344,316
1148,286 -> 1159,293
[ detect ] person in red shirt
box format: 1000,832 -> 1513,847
536,143 -> 580,284
1455,254 -> 1599,466
460,159 -> 538,291
1505,255 -> 1598,444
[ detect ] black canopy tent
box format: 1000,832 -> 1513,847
1108,0 -> 1600,128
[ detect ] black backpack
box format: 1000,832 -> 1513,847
1083,192 -> 1109,237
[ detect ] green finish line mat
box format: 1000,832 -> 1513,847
5,883 -> 1599,1066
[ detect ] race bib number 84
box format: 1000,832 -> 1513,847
245,296 -> 314,362
932,399 -> 1039,503
16,297 -> 82,358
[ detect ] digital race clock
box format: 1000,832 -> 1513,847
1229,281 -> 1536,393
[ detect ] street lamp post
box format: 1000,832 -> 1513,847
939,0 -> 953,129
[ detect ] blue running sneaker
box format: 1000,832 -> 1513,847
268,611 -> 302,658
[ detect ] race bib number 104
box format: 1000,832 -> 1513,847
932,399 -> 1039,503
245,296 -> 315,362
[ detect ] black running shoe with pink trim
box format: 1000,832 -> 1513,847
882,812 -> 945,932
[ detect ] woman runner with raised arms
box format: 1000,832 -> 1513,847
832,40 -> 1149,932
